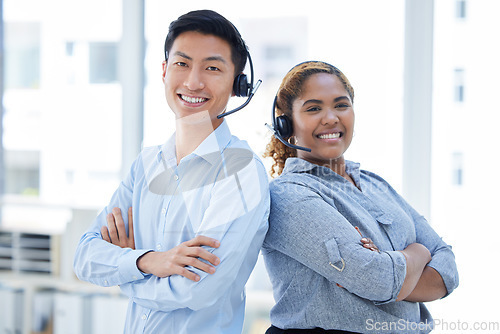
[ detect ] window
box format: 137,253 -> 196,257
4,150 -> 39,196
65,42 -> 75,57
452,152 -> 464,186
263,45 -> 294,80
89,42 -> 118,84
454,68 -> 465,103
265,46 -> 293,61
4,22 -> 40,89
456,0 -> 467,19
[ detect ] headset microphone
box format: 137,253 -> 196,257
265,96 -> 311,152
217,50 -> 261,119
218,80 -> 261,118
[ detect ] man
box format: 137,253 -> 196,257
73,10 -> 270,334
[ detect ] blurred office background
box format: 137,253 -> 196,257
0,0 -> 499,333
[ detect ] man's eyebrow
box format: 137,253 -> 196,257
204,55 -> 227,64
172,52 -> 227,64
173,51 -> 192,60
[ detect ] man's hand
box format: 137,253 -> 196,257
101,207 -> 221,282
101,207 -> 135,249
137,236 -> 221,282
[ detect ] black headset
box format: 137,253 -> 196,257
266,95 -> 311,152
266,61 -> 329,152
218,49 -> 262,118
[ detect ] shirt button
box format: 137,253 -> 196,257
156,244 -> 161,251
174,175 -> 179,181
161,208 -> 166,215
104,280 -> 108,285
141,314 -> 147,320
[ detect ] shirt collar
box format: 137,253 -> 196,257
159,120 -> 233,166
283,158 -> 361,184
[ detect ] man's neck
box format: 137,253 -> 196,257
175,110 -> 223,165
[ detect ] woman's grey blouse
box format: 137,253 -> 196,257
262,158 -> 459,334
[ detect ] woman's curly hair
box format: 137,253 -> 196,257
263,61 -> 355,178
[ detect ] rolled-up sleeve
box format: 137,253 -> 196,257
407,205 -> 459,296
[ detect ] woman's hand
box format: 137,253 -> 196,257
355,226 -> 379,253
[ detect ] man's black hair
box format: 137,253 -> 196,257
164,10 -> 248,76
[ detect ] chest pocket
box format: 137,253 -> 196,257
375,211 -> 415,251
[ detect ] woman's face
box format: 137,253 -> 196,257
291,72 -> 354,167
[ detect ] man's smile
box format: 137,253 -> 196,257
179,94 -> 209,104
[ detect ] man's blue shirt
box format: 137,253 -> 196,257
74,120 -> 270,333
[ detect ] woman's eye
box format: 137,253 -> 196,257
336,104 -> 350,109
306,106 -> 321,112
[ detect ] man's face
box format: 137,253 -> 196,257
162,31 -> 235,128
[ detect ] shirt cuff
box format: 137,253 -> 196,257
427,251 -> 459,297
373,250 -> 407,305
118,249 -> 153,282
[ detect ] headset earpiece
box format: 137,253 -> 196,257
275,115 -> 293,139
233,74 -> 250,97
272,96 -> 293,139
268,95 -> 311,152
217,50 -> 261,118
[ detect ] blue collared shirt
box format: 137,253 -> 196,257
262,158 -> 458,334
73,120 -> 270,334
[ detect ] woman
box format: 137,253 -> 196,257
262,61 -> 459,334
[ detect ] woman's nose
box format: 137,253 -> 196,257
321,109 -> 339,125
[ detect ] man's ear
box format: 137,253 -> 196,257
162,61 -> 167,82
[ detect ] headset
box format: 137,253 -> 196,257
265,95 -> 311,152
217,49 -> 262,119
